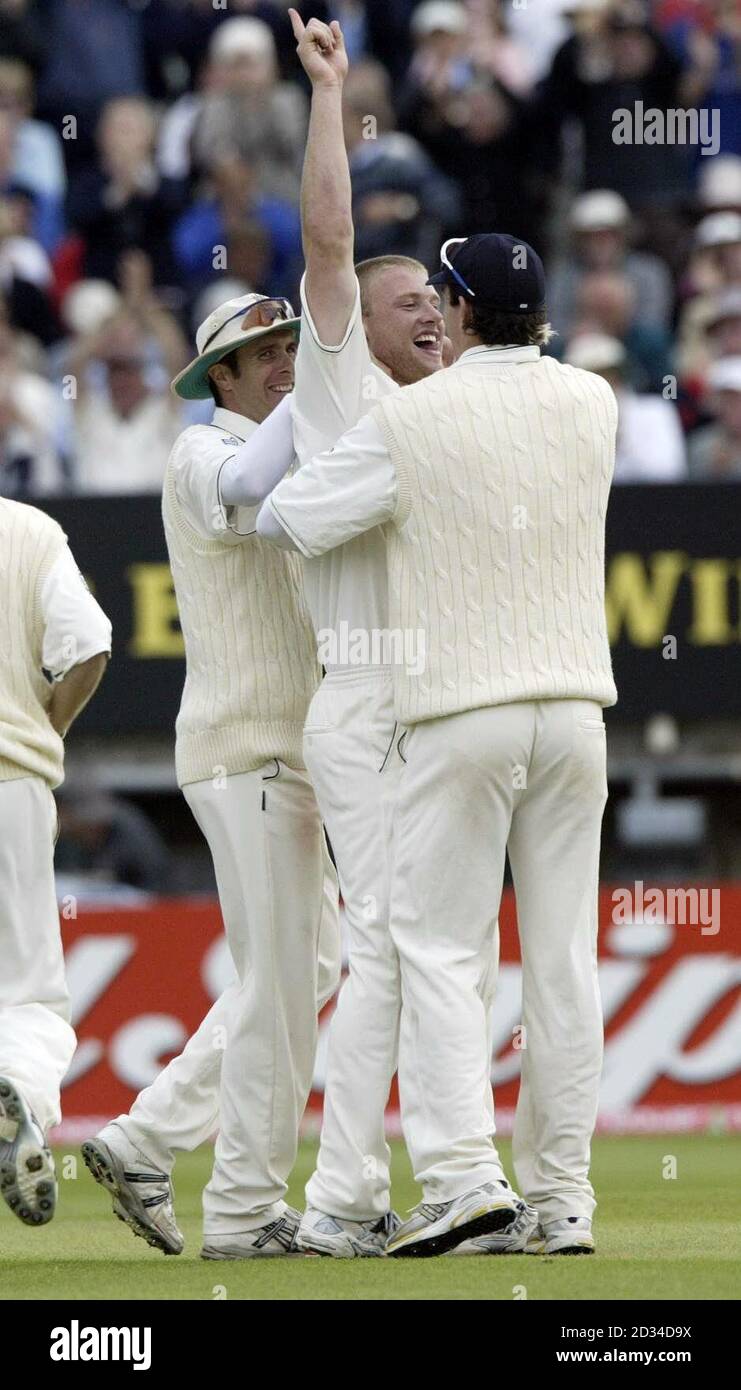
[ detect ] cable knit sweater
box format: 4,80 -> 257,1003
371,351 -> 618,724
0,498 -> 67,787
162,457 -> 320,787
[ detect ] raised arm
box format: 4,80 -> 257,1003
119,249 -> 189,387
289,9 -> 356,345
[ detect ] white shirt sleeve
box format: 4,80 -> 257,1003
41,545 -> 112,682
218,394 -> 296,507
257,413 -> 397,558
291,273 -> 390,466
172,432 -> 261,541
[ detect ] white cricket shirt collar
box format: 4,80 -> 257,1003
211,406 -> 258,441
454,344 -> 542,366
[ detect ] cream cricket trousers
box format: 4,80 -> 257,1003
163,762 -> 338,1234
117,861 -> 340,1177
391,699 -> 607,1221
0,777 -> 76,1135
303,668 -> 499,1220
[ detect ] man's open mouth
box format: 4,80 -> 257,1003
414,334 -> 441,355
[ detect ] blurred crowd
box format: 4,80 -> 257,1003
0,0 -> 740,495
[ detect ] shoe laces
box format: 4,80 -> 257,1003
509,1200 -> 538,1236
369,1210 -> 401,1237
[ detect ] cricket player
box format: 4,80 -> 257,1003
243,12 -> 528,1259
0,498 -> 111,1226
84,293 -> 341,1260
257,232 -> 617,1257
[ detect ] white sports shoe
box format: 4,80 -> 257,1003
296,1206 -> 401,1258
453,1199 -> 540,1254
526,1215 -> 595,1255
201,1205 -> 303,1260
82,1123 -> 184,1255
0,1077 -> 56,1226
386,1180 -> 521,1259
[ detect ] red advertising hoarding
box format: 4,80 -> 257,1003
53,886 -> 741,1142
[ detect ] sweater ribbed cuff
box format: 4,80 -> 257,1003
176,720 -> 307,788
0,754 -> 61,789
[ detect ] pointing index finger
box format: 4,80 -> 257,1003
288,8 -> 305,42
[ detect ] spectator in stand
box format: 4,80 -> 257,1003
182,17 -> 307,203
398,0 -> 543,244
0,183 -> 58,344
696,154 -> 741,215
0,107 -> 63,256
171,152 -> 302,301
157,14 -> 309,187
548,190 -> 674,341
35,0 -> 147,170
690,211 -> 741,294
688,356 -> 741,478
0,59 -> 66,202
66,97 -> 186,291
661,0 -> 741,159
565,331 -> 688,481
342,59 -> 461,265
570,269 -> 674,393
0,316 -> 67,497
67,249 -> 188,495
677,212 -> 741,384
533,0 -> 715,256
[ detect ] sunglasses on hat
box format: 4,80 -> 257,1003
201,297 -> 293,353
440,238 -> 475,299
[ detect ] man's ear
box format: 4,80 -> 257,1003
208,362 -> 229,394
461,298 -> 476,336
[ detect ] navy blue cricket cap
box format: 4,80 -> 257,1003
427,233 -> 546,313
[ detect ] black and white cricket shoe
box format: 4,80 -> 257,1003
0,1076 -> 57,1226
82,1123 -> 184,1255
386,1180 -> 522,1258
201,1205 -> 304,1260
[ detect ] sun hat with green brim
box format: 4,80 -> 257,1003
171,291 -> 301,400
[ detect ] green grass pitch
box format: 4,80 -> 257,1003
1,1136 -> 739,1300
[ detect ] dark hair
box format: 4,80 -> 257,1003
448,285 -> 553,347
208,347 -> 242,406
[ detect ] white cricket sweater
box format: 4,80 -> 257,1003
162,455 -> 320,787
0,498 -> 67,787
372,351 -> 619,723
